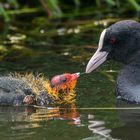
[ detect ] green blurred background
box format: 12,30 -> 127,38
0,1 -> 140,140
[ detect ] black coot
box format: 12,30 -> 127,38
86,20 -> 140,104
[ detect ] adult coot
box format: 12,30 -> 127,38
86,20 -> 140,104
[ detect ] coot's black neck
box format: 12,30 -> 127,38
128,49 -> 140,66
116,49 -> 140,104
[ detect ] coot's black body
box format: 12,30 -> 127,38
86,20 -> 140,104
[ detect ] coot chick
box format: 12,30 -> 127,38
0,73 -> 79,106
86,20 -> 140,104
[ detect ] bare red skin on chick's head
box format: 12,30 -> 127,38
50,73 -> 80,89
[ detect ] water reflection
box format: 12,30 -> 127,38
0,106 -> 118,140
86,114 -> 112,140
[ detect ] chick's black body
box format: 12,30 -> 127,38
0,76 -> 51,106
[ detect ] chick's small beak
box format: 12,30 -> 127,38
71,72 -> 80,80
85,29 -> 109,73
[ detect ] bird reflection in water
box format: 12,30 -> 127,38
83,114 -> 115,140
0,105 -> 79,130
28,106 -> 115,139
29,105 -> 80,125
0,105 -> 119,140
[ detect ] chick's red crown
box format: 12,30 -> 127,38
51,73 -> 80,88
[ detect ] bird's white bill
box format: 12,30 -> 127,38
86,29 -> 108,73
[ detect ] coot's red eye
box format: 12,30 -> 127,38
109,37 -> 116,44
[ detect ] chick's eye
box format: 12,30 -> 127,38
60,76 -> 67,83
109,37 -> 116,44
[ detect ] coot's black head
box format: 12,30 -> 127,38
86,20 -> 140,73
